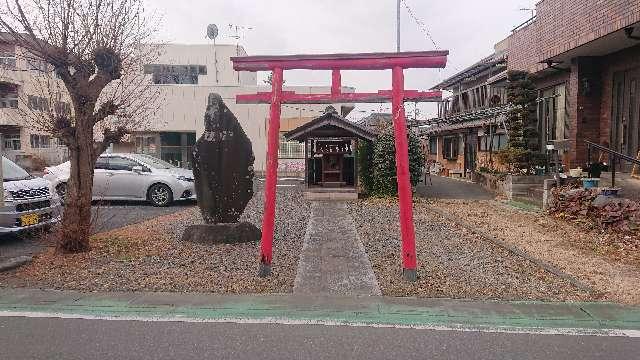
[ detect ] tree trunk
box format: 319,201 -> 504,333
58,121 -> 96,252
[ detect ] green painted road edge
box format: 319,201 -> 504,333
0,289 -> 639,334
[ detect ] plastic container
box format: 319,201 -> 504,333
582,178 -> 600,189
601,188 -> 621,197
569,168 -> 583,177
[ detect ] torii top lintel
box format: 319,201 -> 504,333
231,50 -> 449,71
231,51 -> 449,104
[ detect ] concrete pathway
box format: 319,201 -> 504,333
417,175 -> 494,200
293,201 -> 381,296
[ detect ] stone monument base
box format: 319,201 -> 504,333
181,222 -> 261,245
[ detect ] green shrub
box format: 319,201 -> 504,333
359,131 -> 424,197
357,140 -> 374,194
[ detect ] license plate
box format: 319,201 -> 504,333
20,213 -> 40,227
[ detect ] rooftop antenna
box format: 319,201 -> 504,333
228,24 -> 253,84
207,24 -> 220,83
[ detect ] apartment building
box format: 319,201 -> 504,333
0,33 -> 69,168
113,43 -> 354,173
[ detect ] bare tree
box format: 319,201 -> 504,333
0,0 -> 160,252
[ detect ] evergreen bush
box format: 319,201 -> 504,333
358,131 -> 424,196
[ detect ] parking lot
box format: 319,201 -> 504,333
0,200 -> 196,264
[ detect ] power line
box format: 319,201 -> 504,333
400,0 -> 463,72
400,0 -> 439,50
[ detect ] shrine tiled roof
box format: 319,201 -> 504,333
285,106 -> 377,142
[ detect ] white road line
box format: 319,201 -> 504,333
1,311 -> 638,338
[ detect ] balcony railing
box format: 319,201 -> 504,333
586,141 -> 640,187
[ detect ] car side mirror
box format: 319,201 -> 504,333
132,166 -> 144,173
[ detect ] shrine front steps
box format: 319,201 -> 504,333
303,188 -> 358,201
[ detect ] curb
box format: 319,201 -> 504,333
0,256 -> 33,272
0,288 -> 638,335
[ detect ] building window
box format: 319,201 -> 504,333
429,137 -> 438,155
0,96 -> 18,109
144,64 -> 207,85
442,136 -> 459,160
27,95 -> 50,112
135,135 -> 157,155
28,59 -> 49,72
0,54 -> 16,69
30,134 -> 51,148
538,83 -> 569,145
4,134 -> 21,150
479,126 -> 508,151
0,82 -> 19,108
54,101 -> 71,116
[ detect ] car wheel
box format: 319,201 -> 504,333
148,183 -> 173,207
56,183 -> 67,202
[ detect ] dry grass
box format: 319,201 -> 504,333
0,185 -> 311,294
430,199 -> 640,305
349,198 -> 592,302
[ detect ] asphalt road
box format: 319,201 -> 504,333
0,200 -> 196,262
0,317 -> 637,360
416,175 -> 494,200
90,200 -> 196,233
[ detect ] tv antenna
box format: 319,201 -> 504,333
228,24 -> 254,84
206,24 -> 220,83
228,24 -> 254,56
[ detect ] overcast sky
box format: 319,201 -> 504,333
148,0 -> 537,119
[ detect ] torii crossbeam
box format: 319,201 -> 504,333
232,50 -> 448,281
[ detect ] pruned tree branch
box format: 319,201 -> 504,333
0,0 -> 162,252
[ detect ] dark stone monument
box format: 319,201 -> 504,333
181,93 -> 261,245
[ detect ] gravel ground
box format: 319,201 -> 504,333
430,199 -> 640,305
348,198 -> 593,301
0,182 -> 311,294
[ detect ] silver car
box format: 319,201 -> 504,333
44,153 -> 196,207
1,157 -> 63,234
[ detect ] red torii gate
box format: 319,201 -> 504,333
231,51 -> 448,281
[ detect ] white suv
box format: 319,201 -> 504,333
0,157 -> 63,234
45,153 -> 196,207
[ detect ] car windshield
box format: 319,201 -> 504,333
2,157 -> 32,181
133,154 -> 177,169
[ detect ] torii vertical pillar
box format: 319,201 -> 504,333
392,66 -> 417,281
258,67 -> 283,277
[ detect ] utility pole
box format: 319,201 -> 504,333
396,0 -> 401,52
0,134 -> 4,206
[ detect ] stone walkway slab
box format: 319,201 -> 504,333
293,201 -> 381,296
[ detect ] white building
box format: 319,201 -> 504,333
0,34 -> 69,169
114,43 -> 354,174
